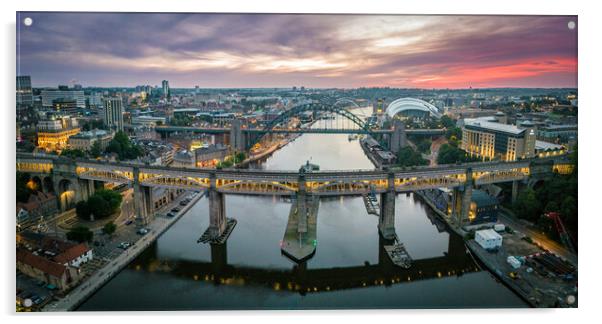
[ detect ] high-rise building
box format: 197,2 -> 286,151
16,76 -> 33,107
41,90 -> 86,108
102,97 -> 124,131
162,80 -> 170,98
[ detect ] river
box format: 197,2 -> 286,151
77,111 -> 527,310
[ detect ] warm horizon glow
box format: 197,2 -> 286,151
16,13 -> 577,89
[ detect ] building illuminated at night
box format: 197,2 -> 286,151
36,116 -> 81,152
461,117 -> 536,161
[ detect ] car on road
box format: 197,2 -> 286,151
171,207 -> 181,212
125,220 -> 134,226
166,212 -> 175,217
118,242 -> 131,249
137,228 -> 149,235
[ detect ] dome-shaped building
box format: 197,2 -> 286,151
385,98 -> 442,119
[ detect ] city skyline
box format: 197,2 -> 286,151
17,13 -> 577,89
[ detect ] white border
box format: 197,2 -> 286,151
2,1 -> 601,324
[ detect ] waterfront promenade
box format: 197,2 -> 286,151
42,191 -> 204,311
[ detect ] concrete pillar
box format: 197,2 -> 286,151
459,168 -> 474,227
379,173 -> 396,239
378,232 -> 396,266
229,119 -> 245,152
133,167 -> 151,225
447,231 -> 466,259
389,119 -> 407,154
87,179 -> 95,198
143,186 -> 153,223
297,173 -> 308,234
511,180 -> 519,204
210,242 -> 228,272
450,187 -> 458,218
208,173 -> 226,238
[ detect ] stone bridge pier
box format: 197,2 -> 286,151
450,168 -> 474,227
208,173 -> 227,238
133,167 -> 153,226
379,172 -> 396,239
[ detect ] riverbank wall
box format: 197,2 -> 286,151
43,191 -> 205,311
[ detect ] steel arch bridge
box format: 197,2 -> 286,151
250,103 -> 378,147
333,98 -> 360,108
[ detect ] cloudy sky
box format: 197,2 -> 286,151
16,13 -> 577,89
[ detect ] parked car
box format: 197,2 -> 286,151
125,220 -> 134,226
166,212 -> 175,217
137,228 -> 149,235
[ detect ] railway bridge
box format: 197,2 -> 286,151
16,153 -> 572,241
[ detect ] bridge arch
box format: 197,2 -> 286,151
333,98 -> 360,108
30,176 -> 43,192
251,103 -> 377,148
386,98 -> 442,119
57,178 -> 76,211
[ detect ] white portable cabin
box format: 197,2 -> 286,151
475,229 -> 503,250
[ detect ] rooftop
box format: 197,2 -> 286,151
17,248 -> 67,278
464,118 -> 525,135
471,190 -> 498,207
535,140 -> 565,151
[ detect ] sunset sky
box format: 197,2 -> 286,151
16,13 -> 577,89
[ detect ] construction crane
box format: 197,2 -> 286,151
544,212 -> 576,254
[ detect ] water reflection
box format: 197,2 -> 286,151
77,108 -> 527,310
130,230 -> 478,296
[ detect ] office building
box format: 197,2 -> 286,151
102,97 -> 124,131
462,117 -> 536,161
41,90 -> 86,108
68,129 -> 114,151
86,92 -> 103,108
162,80 -> 170,98
52,98 -> 79,114
195,144 -> 228,168
16,76 -> 33,107
36,116 -> 80,152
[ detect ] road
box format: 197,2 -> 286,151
428,136 -> 448,166
43,191 -> 203,311
498,210 -> 577,266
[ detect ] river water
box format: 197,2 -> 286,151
77,112 -> 526,310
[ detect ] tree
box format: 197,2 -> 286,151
445,127 -> 462,142
105,131 -> 144,160
66,226 -> 94,243
60,148 -> 86,159
89,141 -> 103,158
75,200 -> 91,219
437,144 -> 478,164
75,189 -> 123,220
16,172 -> 34,203
234,152 -> 246,164
397,147 -> 429,167
102,221 -> 117,236
512,188 -> 542,222
416,139 -> 432,154
544,201 -> 560,213
440,115 -> 456,128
